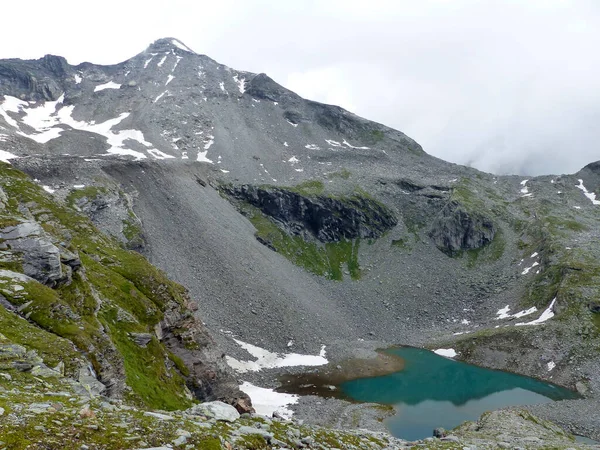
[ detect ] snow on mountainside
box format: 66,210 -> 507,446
0,37 -> 422,184
2,38 -> 600,443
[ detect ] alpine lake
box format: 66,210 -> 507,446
278,347 -> 579,441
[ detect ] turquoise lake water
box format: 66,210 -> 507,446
340,347 -> 579,441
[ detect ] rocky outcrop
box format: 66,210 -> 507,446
0,221 -> 81,286
160,297 -> 253,414
0,54 -> 68,101
428,201 -> 496,255
224,184 -> 398,243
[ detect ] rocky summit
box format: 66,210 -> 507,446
0,37 -> 600,448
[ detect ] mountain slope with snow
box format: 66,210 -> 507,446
1,38 -> 600,441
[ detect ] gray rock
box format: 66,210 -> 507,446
77,367 -> 107,397
428,201 -> 495,255
186,401 -> 240,422
433,427 -> 447,438
129,333 -> 152,348
171,435 -> 187,446
236,425 -> 274,440
143,411 -> 174,421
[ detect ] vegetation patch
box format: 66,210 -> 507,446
246,204 -> 361,280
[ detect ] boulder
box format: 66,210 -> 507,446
428,201 -> 495,256
129,333 -> 152,348
186,401 -> 240,422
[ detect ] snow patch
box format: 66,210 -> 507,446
226,339 -> 327,373
171,39 -> 195,53
144,57 -> 154,69
547,361 -> 556,372
166,75 -> 174,86
172,56 -> 182,72
496,305 -> 538,320
521,261 -> 539,275
154,91 -> 168,103
288,156 -> 299,164
157,54 -> 168,67
516,298 -> 556,326
325,139 -> 343,147
283,141 -> 288,147
0,150 -> 18,163
219,82 -> 226,93
94,82 -> 121,92
196,150 -> 213,164
342,139 -> 369,150
73,184 -> 85,189
239,382 -> 297,420
42,185 -> 55,194
305,144 -> 320,150
147,149 -> 175,160
232,75 -> 246,94
286,120 -> 298,127
74,74 -> 82,84
433,348 -> 457,358
576,179 -> 600,205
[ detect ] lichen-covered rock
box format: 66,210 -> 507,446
224,184 -> 397,243
428,201 -> 495,255
185,401 -> 240,422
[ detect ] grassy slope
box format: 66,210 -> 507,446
0,163 -> 192,410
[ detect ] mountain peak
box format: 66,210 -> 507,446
146,37 -> 196,55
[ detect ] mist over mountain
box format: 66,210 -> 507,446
0,37 -> 600,447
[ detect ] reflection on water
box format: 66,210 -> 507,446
340,347 -> 579,440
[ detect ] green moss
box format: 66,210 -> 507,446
101,306 -> 190,410
328,168 -> 351,180
0,301 -> 83,375
196,438 -> 223,449
66,185 -> 108,207
391,237 -> 410,250
248,206 -> 361,280
288,180 -> 325,196
237,434 -> 269,449
168,351 -> 191,377
465,229 -> 506,267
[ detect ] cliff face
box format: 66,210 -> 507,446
223,184 -> 398,243
0,163 -> 250,412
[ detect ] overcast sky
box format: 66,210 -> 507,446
2,0 -> 599,175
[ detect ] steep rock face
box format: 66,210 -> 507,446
428,201 -> 496,255
0,221 -> 81,286
223,184 -> 398,243
0,55 -> 69,101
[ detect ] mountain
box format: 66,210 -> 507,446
1,37 -> 600,446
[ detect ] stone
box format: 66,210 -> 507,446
428,201 -> 495,255
129,332 -> 152,348
236,426 -> 274,440
172,435 -> 187,446
433,427 -> 447,438
301,436 -> 315,446
143,411 -> 175,421
29,403 -> 52,414
575,381 -> 589,395
78,367 -> 107,397
79,405 -> 95,419
186,401 -> 240,422
175,429 -> 192,438
0,406 -> 4,416
31,364 -> 62,378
